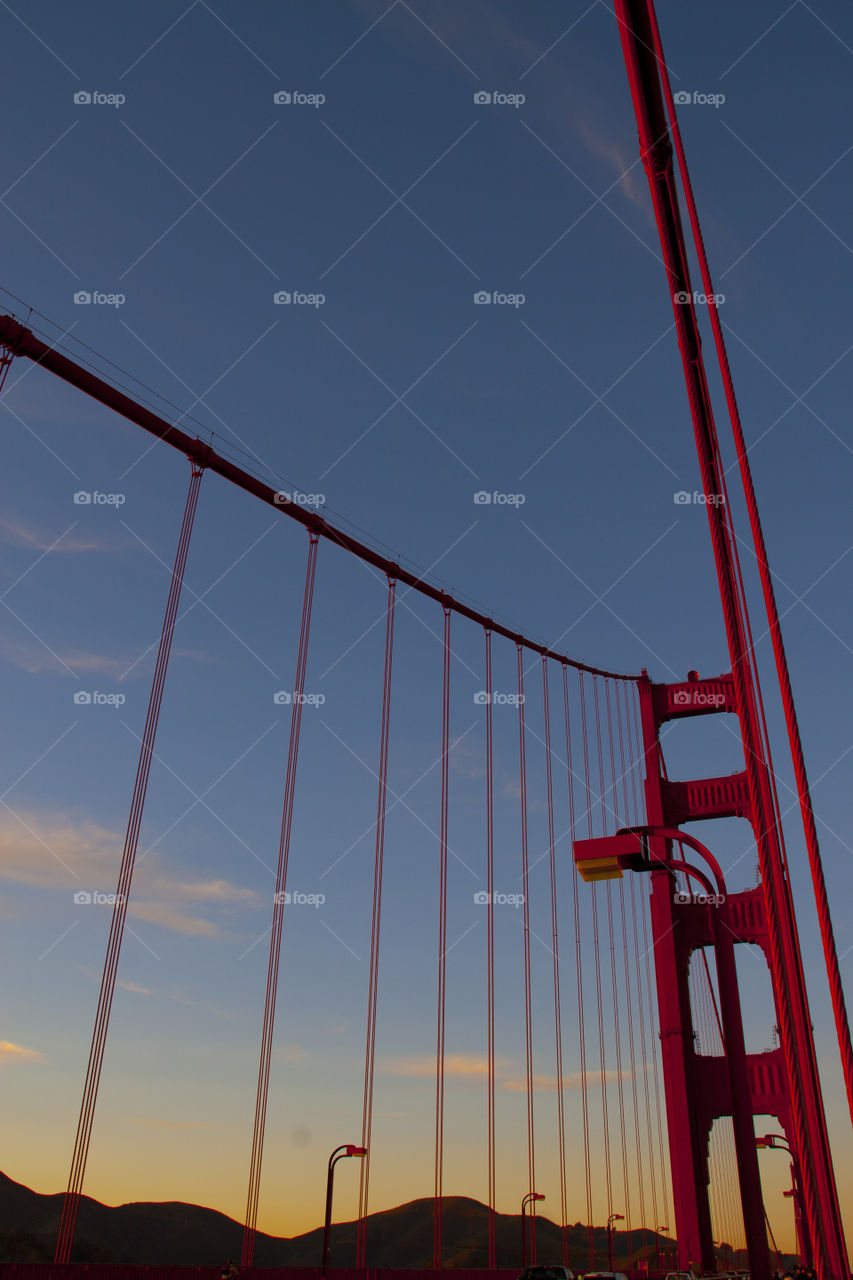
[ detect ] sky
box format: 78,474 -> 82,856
1,0 -> 852,1261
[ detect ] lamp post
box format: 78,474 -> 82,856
322,1144 -> 367,1274
521,1192 -> 545,1268
756,1133 -> 812,1268
656,1225 -> 670,1272
608,1213 -> 625,1271
573,825 -> 771,1280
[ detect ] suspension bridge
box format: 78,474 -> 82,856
0,2 -> 850,1279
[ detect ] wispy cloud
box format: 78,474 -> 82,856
145,877 -> 258,906
503,1068 -> 631,1092
276,1043 -> 309,1063
0,635 -> 211,678
0,517 -> 117,554
382,1052 -> 631,1093
383,1052 -> 499,1079
117,979 -> 151,995
0,809 -> 253,937
0,638 -> 143,678
0,1040 -> 45,1065
573,115 -> 648,211
127,901 -> 220,937
449,738 -> 485,780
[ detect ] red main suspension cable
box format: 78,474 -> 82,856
356,575 -> 397,1266
645,0 -> 853,1130
433,606 -> 451,1269
242,530 -> 320,1264
55,461 -> 204,1262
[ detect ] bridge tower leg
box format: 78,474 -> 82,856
638,670 -> 794,1272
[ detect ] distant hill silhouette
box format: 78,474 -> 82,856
0,1170 -> 680,1268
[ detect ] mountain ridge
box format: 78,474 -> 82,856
0,1171 -> 674,1268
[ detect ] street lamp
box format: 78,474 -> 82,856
608,1213 -> 625,1271
322,1144 -> 367,1274
573,825 -> 771,1280
521,1192 -> 545,1268
756,1133 -> 812,1268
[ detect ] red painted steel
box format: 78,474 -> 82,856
644,0 -> 853,1133
613,2 -> 849,1274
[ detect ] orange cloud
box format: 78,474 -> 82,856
382,1053 -> 502,1079
502,1069 -> 631,1092
0,1040 -> 45,1065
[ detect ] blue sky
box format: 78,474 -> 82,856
0,0 -> 852,1256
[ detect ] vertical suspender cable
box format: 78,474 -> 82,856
641,871 -> 672,1229
485,630 -> 496,1268
591,677 -> 614,1224
629,871 -> 660,1235
356,574 -> 397,1267
55,461 -> 205,1263
626,674 -> 661,1231
614,682 -> 645,1233
542,659 -> 569,1263
567,667 -> 594,1267
434,606 -> 451,1269
517,645 -> 537,1261
605,682 -> 632,1237
615,684 -> 646,1231
242,530 -> 320,1264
